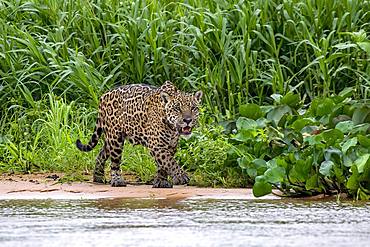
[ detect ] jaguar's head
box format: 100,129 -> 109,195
160,82 -> 202,136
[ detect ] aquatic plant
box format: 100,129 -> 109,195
232,88 -> 370,200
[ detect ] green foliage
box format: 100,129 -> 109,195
121,144 -> 156,184
0,0 -> 369,121
239,104 -> 264,120
177,125 -> 247,187
0,93 -> 97,173
231,90 -> 370,200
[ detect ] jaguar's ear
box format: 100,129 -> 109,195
164,80 -> 173,86
160,92 -> 170,104
194,91 -> 203,102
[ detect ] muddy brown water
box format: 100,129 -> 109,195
0,198 -> 369,247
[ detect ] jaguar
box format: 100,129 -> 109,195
76,81 -> 202,188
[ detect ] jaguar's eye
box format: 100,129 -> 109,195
174,105 -> 181,112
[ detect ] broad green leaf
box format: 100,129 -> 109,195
264,166 -> 286,183
247,168 -> 257,178
359,158 -> 370,183
333,165 -> 345,183
292,118 -> 315,131
289,159 -> 312,182
253,178 -> 272,197
237,156 -> 253,170
238,156 -> 263,178
305,174 -> 320,190
266,105 -> 292,127
276,158 -> 289,169
281,92 -> 300,109
316,98 -> 335,117
346,165 -> 359,192
252,159 -> 268,176
343,155 -> 353,167
352,123 -> 370,134
319,160 -> 334,176
354,154 -> 370,173
343,105 -> 355,116
335,120 -> 354,134
358,135 -> 370,148
321,129 -> 344,146
226,146 -> 240,160
219,120 -> 237,135
304,134 -> 323,146
341,137 -> 357,153
352,106 -> 370,125
358,41 -> 370,55
239,104 -> 264,120
266,126 -> 284,140
324,147 -> 342,162
266,159 -> 277,169
256,118 -> 269,128
260,105 -> 275,114
233,129 -> 258,142
236,117 -> 258,130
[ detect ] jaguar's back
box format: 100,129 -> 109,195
98,84 -> 155,142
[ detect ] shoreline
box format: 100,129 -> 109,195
0,173 -> 274,200
0,173 -> 337,201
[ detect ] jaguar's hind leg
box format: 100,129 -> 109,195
109,133 -> 126,187
93,143 -> 109,184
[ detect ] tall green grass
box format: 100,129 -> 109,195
0,93 -> 97,173
1,0 -> 369,116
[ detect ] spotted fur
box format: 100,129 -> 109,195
76,81 -> 202,188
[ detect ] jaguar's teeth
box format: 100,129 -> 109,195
181,126 -> 192,135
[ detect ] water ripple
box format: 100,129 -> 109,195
0,199 -> 369,247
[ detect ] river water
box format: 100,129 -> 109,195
0,198 -> 369,247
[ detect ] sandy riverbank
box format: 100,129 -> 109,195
0,173 -> 280,200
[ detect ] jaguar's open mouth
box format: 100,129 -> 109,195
180,126 -> 192,135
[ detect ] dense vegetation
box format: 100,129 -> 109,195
0,0 -> 369,199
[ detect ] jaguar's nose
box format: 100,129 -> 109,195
183,117 -> 192,125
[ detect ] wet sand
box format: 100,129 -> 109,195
0,173 -> 279,200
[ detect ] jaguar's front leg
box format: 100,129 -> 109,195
152,169 -> 173,188
150,148 -> 189,187
172,166 -> 190,185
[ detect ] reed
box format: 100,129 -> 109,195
1,0 -> 369,117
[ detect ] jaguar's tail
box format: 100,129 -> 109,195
76,118 -> 103,152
